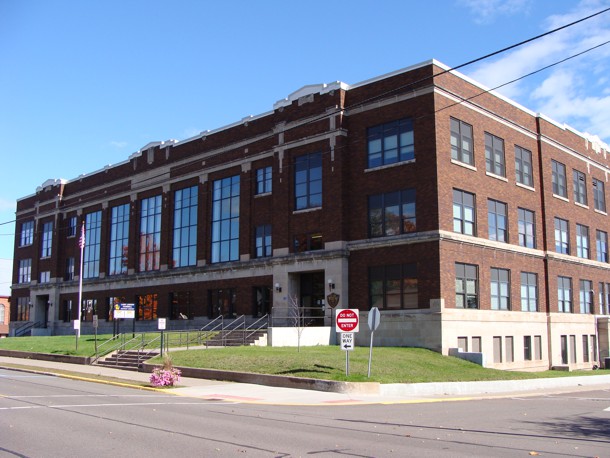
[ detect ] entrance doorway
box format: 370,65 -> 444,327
300,272 -> 325,325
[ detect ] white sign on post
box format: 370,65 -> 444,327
158,318 -> 167,330
341,332 -> 354,351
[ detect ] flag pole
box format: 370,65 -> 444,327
76,221 -> 85,348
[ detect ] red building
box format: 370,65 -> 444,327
10,60 -> 610,370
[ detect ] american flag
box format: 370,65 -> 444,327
78,223 -> 85,249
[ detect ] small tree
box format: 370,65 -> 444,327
288,293 -> 304,352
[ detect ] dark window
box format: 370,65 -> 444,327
518,208 -> 535,248
450,118 -> 473,165
455,263 -> 478,309
490,268 -> 510,310
593,178 -> 606,212
453,189 -> 476,235
368,189 -> 416,237
172,186 -> 198,268
109,204 -> 130,275
515,146 -> 533,187
524,336 -> 532,360
20,221 -> 34,246
211,175 -> 240,263
170,291 -> 191,320
139,196 -> 161,271
295,152 -> 322,210
367,118 -> 414,168
256,166 -> 272,195
573,170 -> 587,205
294,233 -> 323,253
484,133 -> 505,177
369,263 -> 418,309
84,211 -> 102,278
554,217 -> 569,254
18,259 -> 31,284
487,199 -> 507,242
255,224 -> 272,258
65,257 -> 75,281
68,216 -> 77,237
552,160 -> 567,197
41,221 -> 53,258
137,294 -> 158,320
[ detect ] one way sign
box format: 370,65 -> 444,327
341,332 -> 354,351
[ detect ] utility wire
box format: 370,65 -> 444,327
2,7 -> 610,229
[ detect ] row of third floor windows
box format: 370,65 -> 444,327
452,117 -> 609,214
453,188 -> 610,263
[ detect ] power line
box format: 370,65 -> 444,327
2,6 -> 609,229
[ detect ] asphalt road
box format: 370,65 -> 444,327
1,368 -> 609,457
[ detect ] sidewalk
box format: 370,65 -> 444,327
1,355 -> 609,406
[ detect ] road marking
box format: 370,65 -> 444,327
0,400 -> 237,410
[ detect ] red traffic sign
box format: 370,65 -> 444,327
336,309 -> 359,332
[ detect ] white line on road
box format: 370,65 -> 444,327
0,401 -> 237,410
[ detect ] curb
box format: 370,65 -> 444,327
143,363 -> 381,394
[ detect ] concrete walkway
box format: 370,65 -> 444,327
1,355 -> 609,406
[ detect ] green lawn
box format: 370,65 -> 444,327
2,335 -> 607,384
152,345 -> 608,383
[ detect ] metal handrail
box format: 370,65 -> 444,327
243,314 -> 268,344
14,321 -> 45,337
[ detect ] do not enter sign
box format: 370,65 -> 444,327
336,309 -> 359,333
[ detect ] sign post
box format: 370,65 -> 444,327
158,318 -> 167,356
93,315 -> 98,355
367,307 -> 381,378
336,309 -> 359,376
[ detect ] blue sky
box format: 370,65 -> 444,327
1,0 -> 610,295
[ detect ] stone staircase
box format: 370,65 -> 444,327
203,330 -> 267,347
95,350 -> 160,371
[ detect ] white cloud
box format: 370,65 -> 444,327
466,0 -> 610,143
109,141 -> 128,149
458,0 -> 532,24
0,258 -> 12,296
0,198 -> 16,212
